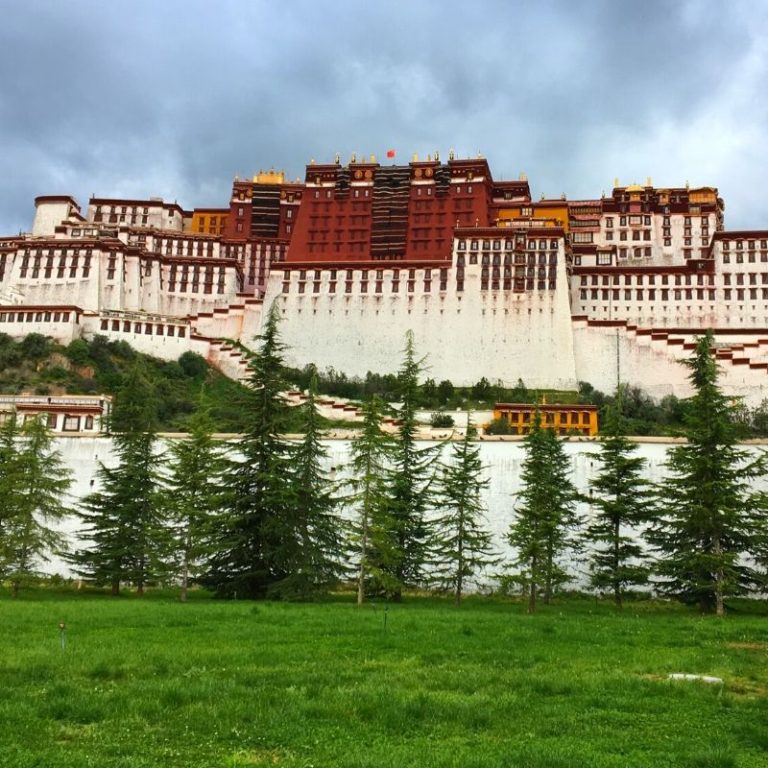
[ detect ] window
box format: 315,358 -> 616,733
63,415 -> 81,432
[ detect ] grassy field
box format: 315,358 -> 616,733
0,591 -> 766,768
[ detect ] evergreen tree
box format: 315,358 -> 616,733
378,331 -> 440,601
278,376 -> 344,599
347,395 -> 396,605
583,388 -> 652,608
431,417 -> 497,605
204,302 -> 295,598
0,414 -> 23,576
649,331 -> 768,615
163,408 -> 227,601
74,363 -> 167,596
1,416 -> 71,596
508,412 -> 578,612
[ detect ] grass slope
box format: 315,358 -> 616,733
0,592 -> 766,767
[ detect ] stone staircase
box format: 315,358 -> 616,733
571,316 -> 768,406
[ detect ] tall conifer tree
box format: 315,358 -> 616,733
204,302 -> 295,598
583,388 -> 652,608
649,331 -> 768,615
508,412 -> 578,612
378,331 -> 439,601
163,408 -> 227,601
347,395 -> 396,605
431,417 -> 496,605
278,376 -> 344,598
74,363 -> 166,595
0,415 -> 71,596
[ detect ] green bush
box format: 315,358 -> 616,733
430,412 -> 455,428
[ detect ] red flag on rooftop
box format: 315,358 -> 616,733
386,149 -> 396,158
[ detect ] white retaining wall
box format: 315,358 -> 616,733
46,435 -> 768,589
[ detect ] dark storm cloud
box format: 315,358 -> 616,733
1,0 -> 766,232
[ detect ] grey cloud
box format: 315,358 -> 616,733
0,0 -> 766,232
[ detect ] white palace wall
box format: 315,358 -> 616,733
262,253 -> 577,389
47,435 -> 768,588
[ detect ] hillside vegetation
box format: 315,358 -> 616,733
0,333 -> 254,432
3,332 -> 768,436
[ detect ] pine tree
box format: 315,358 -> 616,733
74,363 -> 167,596
0,414 -> 23,577
1,416 -> 71,596
347,395 -> 396,605
378,331 -> 440,601
204,302 -> 295,598
583,388 -> 653,608
431,417 -> 497,605
508,411 -> 578,613
649,331 -> 768,615
163,408 -> 227,602
278,376 -> 344,599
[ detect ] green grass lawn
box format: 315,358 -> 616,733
0,591 -> 766,768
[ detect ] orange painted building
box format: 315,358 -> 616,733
191,208 -> 228,236
492,403 -> 599,436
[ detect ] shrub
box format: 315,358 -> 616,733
430,412 -> 455,428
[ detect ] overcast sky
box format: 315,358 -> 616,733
1,0 -> 767,233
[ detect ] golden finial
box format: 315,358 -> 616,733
449,148 -> 455,161
334,152 -> 340,164
412,153 -> 419,162
370,153 -> 376,163
351,152 -> 357,163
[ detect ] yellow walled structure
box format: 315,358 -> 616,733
253,170 -> 285,185
191,208 -> 228,236
492,403 -> 599,436
496,200 -> 570,231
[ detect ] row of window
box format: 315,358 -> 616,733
19,253 -> 92,280
458,252 -> 558,267
721,273 -> 768,286
721,240 -> 768,251
0,311 -> 72,323
579,273 -> 715,287
722,251 -> 768,264
167,264 -> 227,294
156,238 -> 216,258
99,318 -> 188,337
0,412 -> 95,431
578,288 -> 768,302
457,238 -> 560,251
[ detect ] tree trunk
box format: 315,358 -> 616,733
357,504 -> 369,607
181,528 -> 190,603
713,534 -> 725,617
528,555 -> 537,614
111,579 -> 120,596
11,579 -> 19,599
613,517 -> 622,610
543,548 -> 552,605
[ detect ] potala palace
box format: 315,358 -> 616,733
2,152 -> 768,405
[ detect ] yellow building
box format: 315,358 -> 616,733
496,200 -> 571,231
492,403 -> 598,436
190,208 -> 228,236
